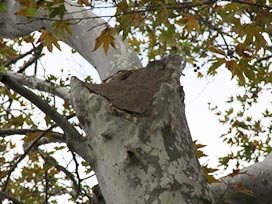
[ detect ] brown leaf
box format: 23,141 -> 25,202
37,29 -> 61,52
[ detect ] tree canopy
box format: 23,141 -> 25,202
0,0 -> 272,203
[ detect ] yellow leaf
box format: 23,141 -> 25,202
93,27 -> 116,55
24,132 -> 42,143
23,35 -> 34,43
202,165 -> 220,183
37,29 -> 61,52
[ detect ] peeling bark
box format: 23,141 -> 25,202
70,56 -> 213,204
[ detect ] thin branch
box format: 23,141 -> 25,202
0,190 -> 25,204
0,73 -> 82,142
39,151 -> 79,197
0,128 -> 46,136
3,43 -> 44,68
1,71 -> 70,102
0,128 -> 66,144
69,147 -> 81,196
20,0 -> 219,24
1,126 -> 55,193
17,43 -> 44,73
44,169 -> 49,204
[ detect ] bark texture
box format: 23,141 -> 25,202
70,55 -> 213,204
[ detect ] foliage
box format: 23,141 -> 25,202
0,37 -> 94,203
0,0 -> 272,203
209,82 -> 272,169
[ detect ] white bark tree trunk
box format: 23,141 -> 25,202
70,56 -> 213,204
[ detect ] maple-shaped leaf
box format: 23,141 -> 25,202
194,140 -> 207,158
226,60 -> 246,85
37,29 -> 61,52
208,58 -> 226,75
235,43 -> 252,58
202,165 -> 220,183
52,20 -> 72,38
93,27 -> 116,55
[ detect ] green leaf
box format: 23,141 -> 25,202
0,1 -> 7,12
26,7 -> 36,18
207,58 -> 226,75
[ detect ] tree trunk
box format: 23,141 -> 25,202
70,55 -> 213,204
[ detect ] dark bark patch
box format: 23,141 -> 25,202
161,123 -> 182,161
83,62 -> 173,115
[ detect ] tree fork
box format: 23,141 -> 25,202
70,56 -> 213,204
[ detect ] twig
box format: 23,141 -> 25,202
39,151 -> 79,197
0,190 -> 25,204
1,71 -> 70,102
69,147 -> 81,196
17,43 -> 44,73
3,43 -> 44,68
0,73 -> 83,142
1,126 -> 55,193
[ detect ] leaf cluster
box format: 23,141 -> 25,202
0,37 -> 94,203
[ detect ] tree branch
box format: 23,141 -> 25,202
39,151 -> 79,198
3,43 -> 44,68
1,71 -> 70,102
1,126 -> 55,194
210,153 -> 272,204
0,128 -> 66,147
0,72 -> 83,143
0,190 -> 24,204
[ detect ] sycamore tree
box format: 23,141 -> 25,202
0,0 -> 272,204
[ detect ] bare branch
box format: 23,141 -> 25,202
39,151 -> 79,198
0,128 -> 41,137
0,73 -> 84,145
44,169 -> 49,204
69,147 -> 81,197
17,43 -> 44,73
1,126 -> 55,194
1,71 -> 70,102
0,128 -> 65,145
3,43 -> 44,67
